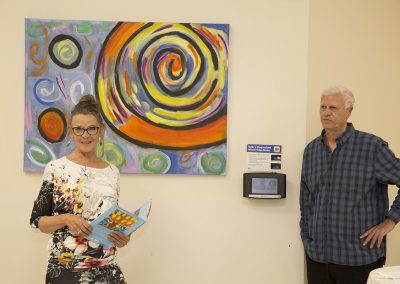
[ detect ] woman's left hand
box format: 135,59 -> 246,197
108,231 -> 131,248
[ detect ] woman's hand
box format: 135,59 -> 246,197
108,232 -> 131,248
63,214 -> 93,237
38,214 -> 92,235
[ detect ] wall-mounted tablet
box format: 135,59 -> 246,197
243,172 -> 286,199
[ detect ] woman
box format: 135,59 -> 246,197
30,94 -> 130,283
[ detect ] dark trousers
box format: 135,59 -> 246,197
306,253 -> 385,284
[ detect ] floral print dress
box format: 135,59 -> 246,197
30,157 -> 126,284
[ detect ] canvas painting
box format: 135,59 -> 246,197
24,19 -> 229,174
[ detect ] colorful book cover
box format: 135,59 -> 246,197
86,200 -> 152,248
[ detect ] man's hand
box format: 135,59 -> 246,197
360,218 -> 396,248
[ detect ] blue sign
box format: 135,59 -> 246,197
247,144 -> 282,154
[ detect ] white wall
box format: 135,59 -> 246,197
307,0 -> 400,265
0,0 -> 309,283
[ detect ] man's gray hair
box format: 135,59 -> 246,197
321,85 -> 355,109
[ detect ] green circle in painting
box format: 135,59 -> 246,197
97,140 -> 125,169
199,151 -> 226,175
26,138 -> 55,166
142,151 -> 171,174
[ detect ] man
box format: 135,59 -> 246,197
300,85 -> 400,284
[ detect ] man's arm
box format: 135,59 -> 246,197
360,140 -> 400,248
300,174 -> 312,243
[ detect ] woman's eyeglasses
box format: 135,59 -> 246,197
71,126 -> 100,136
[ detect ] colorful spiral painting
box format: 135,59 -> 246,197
24,19 -> 229,175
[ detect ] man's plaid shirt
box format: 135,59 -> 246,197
300,123 -> 400,265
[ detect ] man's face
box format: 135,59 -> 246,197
320,93 -> 352,132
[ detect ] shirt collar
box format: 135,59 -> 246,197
319,123 -> 355,147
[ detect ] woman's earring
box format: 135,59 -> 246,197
99,138 -> 105,157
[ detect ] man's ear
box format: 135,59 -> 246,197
347,107 -> 353,118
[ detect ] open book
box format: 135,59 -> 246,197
86,200 -> 152,248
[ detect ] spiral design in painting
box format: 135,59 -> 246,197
95,22 -> 228,150
198,150 -> 226,175
26,137 -> 56,167
37,107 -> 67,143
33,78 -> 61,106
96,140 -> 126,169
48,34 -> 83,69
141,151 -> 171,174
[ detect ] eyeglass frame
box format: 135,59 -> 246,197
71,125 -> 101,136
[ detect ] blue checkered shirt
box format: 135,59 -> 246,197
300,123 -> 400,265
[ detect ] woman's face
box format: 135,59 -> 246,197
70,114 -> 104,155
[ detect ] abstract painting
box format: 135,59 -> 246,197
24,19 -> 229,174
